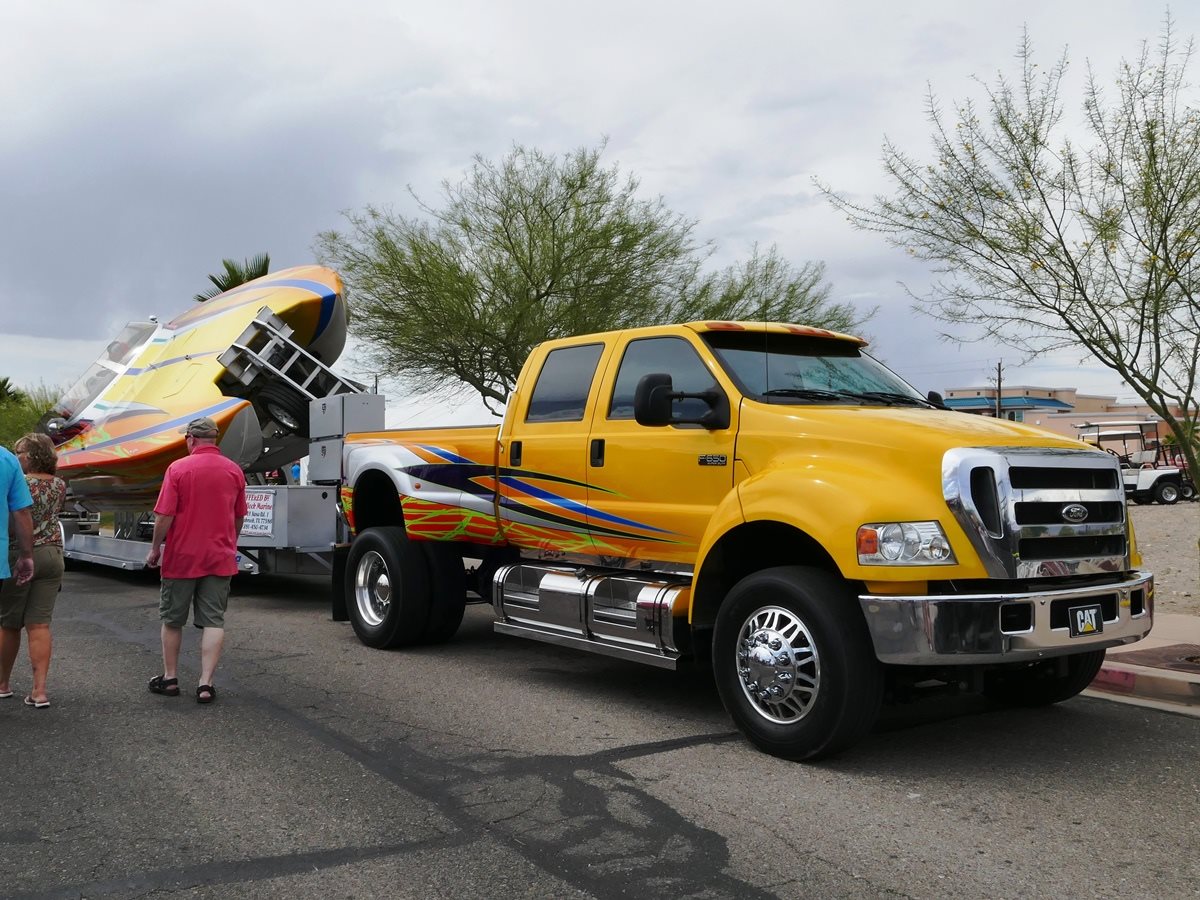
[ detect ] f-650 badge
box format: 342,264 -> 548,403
698,454 -> 728,466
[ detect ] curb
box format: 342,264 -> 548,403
1084,659 -> 1200,717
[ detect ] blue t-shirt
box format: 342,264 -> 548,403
1,447 -> 34,579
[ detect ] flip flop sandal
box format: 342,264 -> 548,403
0,690 -> 13,699
196,685 -> 217,704
24,696 -> 50,709
148,675 -> 180,697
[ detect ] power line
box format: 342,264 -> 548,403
899,360 -> 1006,376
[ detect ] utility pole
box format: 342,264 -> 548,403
994,361 -> 1003,419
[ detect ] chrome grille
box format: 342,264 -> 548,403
943,447 -> 1129,579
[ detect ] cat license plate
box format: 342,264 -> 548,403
1068,603 -> 1103,638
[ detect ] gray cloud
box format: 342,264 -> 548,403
0,0 -> 1182,409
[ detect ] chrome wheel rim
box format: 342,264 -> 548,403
354,551 -> 391,627
267,401 -> 301,432
736,605 -> 820,724
1160,484 -> 1179,503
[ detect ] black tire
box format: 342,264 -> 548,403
419,544 -> 467,644
344,526 -> 431,648
1153,479 -> 1181,505
712,566 -> 883,761
257,382 -> 310,438
1182,481 -> 1197,502
982,648 -> 1106,706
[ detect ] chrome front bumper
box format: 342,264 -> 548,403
858,571 -> 1153,665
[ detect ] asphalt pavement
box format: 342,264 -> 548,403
2,566 -> 1199,899
1087,612 -> 1200,715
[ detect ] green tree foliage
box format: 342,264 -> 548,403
317,143 -> 868,413
0,382 -> 62,450
0,377 -> 26,406
194,253 -> 271,302
821,20 -> 1200,508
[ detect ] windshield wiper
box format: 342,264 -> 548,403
851,390 -> 937,408
760,388 -> 856,402
761,388 -> 936,408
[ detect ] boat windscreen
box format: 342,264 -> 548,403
50,321 -> 157,422
53,362 -> 118,421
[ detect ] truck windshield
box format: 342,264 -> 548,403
702,331 -> 929,406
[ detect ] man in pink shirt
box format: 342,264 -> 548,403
146,416 -> 247,704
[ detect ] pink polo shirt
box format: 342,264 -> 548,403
154,445 -> 248,579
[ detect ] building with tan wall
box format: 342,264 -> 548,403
941,384 -> 1169,440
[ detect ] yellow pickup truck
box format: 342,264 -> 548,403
333,321 -> 1153,759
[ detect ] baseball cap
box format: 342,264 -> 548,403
181,416 -> 219,438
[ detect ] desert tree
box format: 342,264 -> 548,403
821,20 -> 1200,505
317,142 -> 868,414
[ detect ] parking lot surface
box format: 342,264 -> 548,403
2,566 -> 1199,899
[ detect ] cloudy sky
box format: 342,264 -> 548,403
1,1 -> 1193,425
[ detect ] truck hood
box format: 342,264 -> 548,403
735,402 -> 1092,472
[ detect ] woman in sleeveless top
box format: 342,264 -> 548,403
0,433 -> 67,708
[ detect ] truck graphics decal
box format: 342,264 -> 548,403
388,444 -> 680,550
496,475 -> 675,540
403,497 -> 504,544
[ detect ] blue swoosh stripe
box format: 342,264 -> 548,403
497,475 -> 672,534
417,445 -> 475,465
172,278 -> 338,334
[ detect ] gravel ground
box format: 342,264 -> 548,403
1128,501 -> 1200,616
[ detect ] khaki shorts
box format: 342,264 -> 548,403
159,575 -> 231,629
0,545 -> 65,627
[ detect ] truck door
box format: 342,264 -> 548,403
585,334 -> 738,565
499,341 -> 610,555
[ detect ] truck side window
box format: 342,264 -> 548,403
525,343 -> 604,422
608,337 -> 717,420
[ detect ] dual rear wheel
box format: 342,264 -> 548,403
346,526 -> 467,649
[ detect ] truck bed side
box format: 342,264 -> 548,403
342,424 -> 503,543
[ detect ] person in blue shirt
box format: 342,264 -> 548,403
1,446 -> 34,589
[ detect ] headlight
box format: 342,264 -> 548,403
857,521 -> 956,565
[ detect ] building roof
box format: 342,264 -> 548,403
943,396 -> 1074,411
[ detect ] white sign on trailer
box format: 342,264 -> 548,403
241,489 -> 276,537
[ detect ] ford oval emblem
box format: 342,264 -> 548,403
1061,503 -> 1089,523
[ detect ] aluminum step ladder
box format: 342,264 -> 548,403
217,306 -> 363,400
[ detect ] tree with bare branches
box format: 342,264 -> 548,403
820,21 -> 1200,520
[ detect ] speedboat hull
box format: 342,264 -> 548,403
51,265 -> 349,510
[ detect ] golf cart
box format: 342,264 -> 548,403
1075,421 -> 1192,504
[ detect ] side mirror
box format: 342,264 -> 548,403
634,373 -> 731,430
927,390 -> 949,410
634,374 -> 674,426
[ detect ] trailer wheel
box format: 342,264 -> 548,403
983,649 -> 1106,706
712,566 -> 883,761
345,526 -> 431,648
258,382 -> 310,438
419,544 -> 467,644
1182,481 -> 1197,502
1153,480 -> 1181,504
